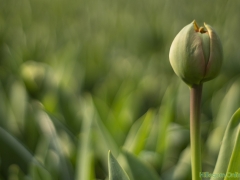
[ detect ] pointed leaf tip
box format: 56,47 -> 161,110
108,151 -> 130,180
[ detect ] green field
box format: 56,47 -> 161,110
0,0 -> 240,179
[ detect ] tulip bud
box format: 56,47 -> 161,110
169,20 -> 223,86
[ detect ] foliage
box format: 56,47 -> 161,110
0,0 -> 240,179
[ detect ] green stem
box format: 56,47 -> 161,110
190,84 -> 202,180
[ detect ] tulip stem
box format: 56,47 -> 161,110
190,84 -> 202,180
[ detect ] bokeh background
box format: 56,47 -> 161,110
0,0 -> 240,179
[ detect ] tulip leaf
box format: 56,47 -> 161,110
206,81 -> 240,165
172,147 -> 191,180
76,95 -> 95,180
30,163 -> 52,180
108,151 -> 130,180
211,108 -> 240,180
92,98 -> 119,157
123,109 -> 154,155
0,127 -> 39,173
122,150 -> 161,180
156,83 -> 176,154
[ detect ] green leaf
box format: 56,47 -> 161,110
123,109 -> 154,155
0,127 -> 38,173
93,111 -> 119,165
35,109 -> 73,180
206,81 -> 240,164
76,95 -> 95,180
108,151 -> 130,180
30,163 -> 52,180
156,83 -> 177,155
92,95 -> 119,159
122,150 -> 161,180
172,147 -> 191,180
211,108 -> 240,180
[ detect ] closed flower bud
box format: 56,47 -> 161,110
169,20 -> 223,86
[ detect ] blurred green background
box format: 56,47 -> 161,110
0,0 -> 240,179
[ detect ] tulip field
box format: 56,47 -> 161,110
0,0 -> 240,180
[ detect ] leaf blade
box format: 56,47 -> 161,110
211,108 -> 240,180
108,151 -> 130,180
122,150 -> 161,180
123,109 -> 154,155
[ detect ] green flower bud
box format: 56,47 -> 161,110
169,20 -> 223,86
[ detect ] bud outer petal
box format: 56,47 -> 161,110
169,21 -> 206,86
203,23 -> 223,82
